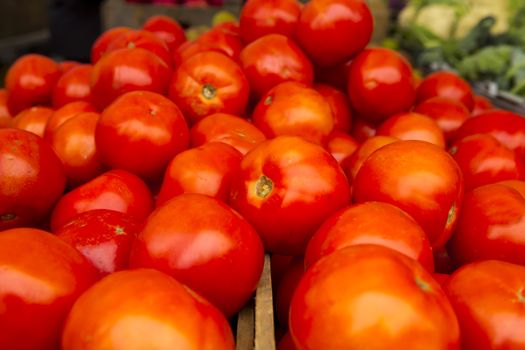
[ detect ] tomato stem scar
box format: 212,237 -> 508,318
202,84 -> 217,99
256,175 -> 273,198
0,213 -> 17,221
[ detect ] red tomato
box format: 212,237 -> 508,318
52,64 -> 93,108
90,26 -> 132,64
240,34 -> 314,100
414,97 -> 470,142
271,254 -> 295,289
239,0 -> 301,44
55,209 -> 141,275
376,112 -> 446,148
50,169 -> 154,232
296,0 -> 373,67
0,89 -> 13,128
169,51 -> 250,124
350,115 -> 377,142
353,140 -> 464,249
445,260 -> 525,350
472,94 -> 493,116
289,245 -> 460,350
433,273 -> 450,287
416,71 -> 475,112
314,83 -> 352,132
434,247 -> 455,274
10,106 -> 54,138
0,228 -> 98,350
190,112 -> 266,155
278,332 -> 298,350
130,193 -> 264,316
344,135 -> 398,181
44,101 -> 97,141
61,269 -> 235,349
156,142 -> 242,206
142,15 -> 187,52
275,257 -> 304,329
252,81 -> 334,144
0,129 -> 66,230
323,130 -> 359,165
58,61 -> 81,73
5,54 -> 61,115
230,136 -> 350,255
96,90 -> 189,181
90,48 -> 172,110
347,48 -> 416,123
314,59 -> 352,91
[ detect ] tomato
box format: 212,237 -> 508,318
347,48 -> 416,123
445,260 -> 525,350
472,94 -> 493,116
142,15 -> 187,52
55,209 -> 141,275
90,47 -> 172,110
353,140 -> 464,249
448,181 -> 525,266
5,54 -> 61,115
313,83 -> 352,132
434,247 -> 455,274
156,142 -> 242,206
376,112 -> 446,148
169,51 -> 250,124
61,269 -> 235,350
229,136 -> 350,255
415,71 -> 475,112
271,254 -> 295,290
344,135 -> 398,181
10,106 -> 54,138
58,61 -> 81,73
130,193 -> 264,316
240,34 -> 314,100
239,0 -> 301,44
314,59 -> 352,91
0,89 -> 12,128
0,228 -> 98,350
350,115 -> 377,142
433,273 -> 450,287
289,245 -> 460,350
0,129 -> 66,230
296,0 -> 373,67
52,64 -> 93,108
44,101 -> 97,141
50,169 -> 153,232
190,112 -> 266,155
96,90 -> 189,181
252,81 -> 334,144
90,26 -> 132,64
278,332 -> 298,350
323,130 -> 359,165
275,257 -> 304,329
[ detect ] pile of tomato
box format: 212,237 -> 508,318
1,0 -> 525,349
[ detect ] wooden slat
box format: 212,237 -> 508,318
236,299 -> 255,350
255,254 -> 276,350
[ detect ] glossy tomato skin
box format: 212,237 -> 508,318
130,194 -> 265,317
50,169 -> 153,232
52,64 -> 93,108
90,26 -> 132,64
169,51 -> 250,124
416,71 -> 475,112
0,129 -> 66,230
353,140 -> 464,249
96,91 -> 189,181
348,48 -> 416,123
445,260 -> 525,350
10,106 -> 54,138
230,136 -> 351,255
296,0 -> 373,67
376,112 -> 446,148
472,94 -> 493,116
240,34 -> 314,100
142,15 -> 187,52
314,83 -> 352,132
90,47 -> 172,111
344,135 -> 398,181
290,245 -> 460,350
156,142 -> 242,206
323,130 -> 359,165
61,269 -> 235,350
44,101 -> 97,141
0,228 -> 99,350
0,89 -> 12,128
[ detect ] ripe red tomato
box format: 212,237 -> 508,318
240,34 -> 314,99
472,94 -> 493,116
0,89 -> 12,128
5,54 -> 61,115
230,136 -> 350,255
0,129 -> 66,230
344,135 -> 398,181
44,101 -> 97,141
169,51 -> 250,124
130,193 -> 265,316
52,64 -> 93,108
156,142 -> 242,206
275,257 -> 304,328
323,130 -> 359,165
434,247 -> 455,274
55,209 -> 141,275
296,0 -> 373,67
445,260 -> 525,350
348,48 -> 416,123
289,245 -> 460,350
96,90 -> 189,181
433,273 -> 450,287
350,115 -> 377,142
58,61 -> 81,73
90,47 -> 172,110
376,112 -> 446,148
414,97 -> 470,142
90,26 -> 132,64
239,0 -> 301,44
61,269 -> 235,349
416,71 -> 475,112
278,332 -> 298,350
353,140 -> 464,249
314,59 -> 352,91
50,169 -> 153,232
0,228 -> 98,350
10,106 -> 54,138
313,83 -> 352,132
142,15 -> 187,52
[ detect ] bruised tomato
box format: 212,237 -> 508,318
344,135 -> 398,181
143,15 -> 187,52
0,89 -> 12,128
416,71 -> 474,112
10,106 -> 54,138
376,112 -> 446,148
90,26 -> 132,64
52,64 -> 93,108
314,83 -> 352,132
44,101 -> 97,141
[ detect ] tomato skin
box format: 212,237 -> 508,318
0,129 -> 66,230
296,0 -> 373,67
90,26 -> 132,64
0,228 -> 99,350
416,71 -> 474,112
44,101 -> 97,142
156,142 -> 242,206
376,112 -> 446,148
61,268 -> 235,350
10,106 -> 54,138
275,257 -> 304,329
130,194 -> 265,316
323,130 -> 359,165
445,260 -> 525,350
313,83 -> 352,132
240,34 -> 314,100
434,247 -> 455,274
289,245 -> 460,350
314,59 -> 352,91
50,169 -> 154,232
347,48 -> 416,123
350,115 -> 377,142
353,140 -> 464,249
58,61 -> 81,73
143,15 -> 187,52
52,64 -> 93,108
344,135 -> 398,181
278,332 -> 298,350
0,89 -> 13,128
472,94 -> 493,116
230,136 -> 351,255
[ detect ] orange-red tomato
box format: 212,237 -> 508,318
10,106 -> 54,138
344,135 -> 398,181
90,26 -> 132,64
472,94 -> 493,116
376,112 -> 446,148
142,15 -> 187,52
44,101 -> 97,141
0,89 -> 12,128
52,64 -> 93,108
314,83 -> 352,132
416,71 -> 475,112
323,130 -> 359,165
